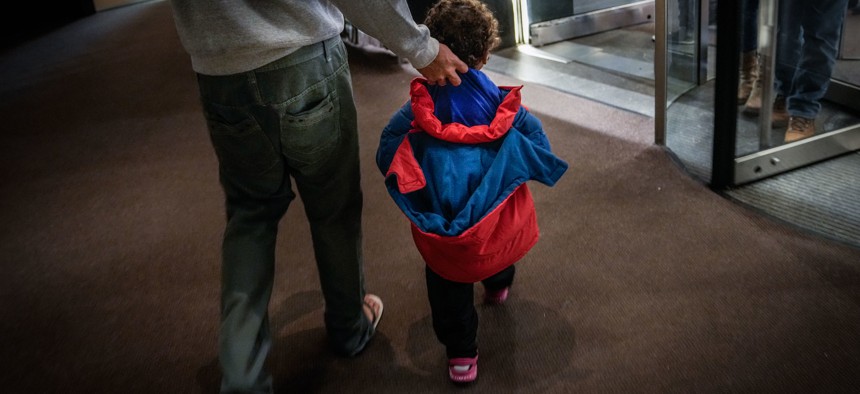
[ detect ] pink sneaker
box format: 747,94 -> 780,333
448,355 -> 478,383
484,287 -> 509,304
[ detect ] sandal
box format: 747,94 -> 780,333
448,355 -> 478,383
363,294 -> 384,331
484,286 -> 510,304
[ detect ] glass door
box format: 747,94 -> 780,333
659,0 -> 717,182
658,0 -> 860,186
657,0 -> 860,246
732,0 -> 860,185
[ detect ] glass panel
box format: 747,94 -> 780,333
487,0 -> 657,117
724,0 -> 860,248
832,3 -> 860,99
736,0 -> 860,155
664,0 -> 716,182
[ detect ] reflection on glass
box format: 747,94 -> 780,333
736,0 -> 778,154
663,0 -> 859,185
834,2 -> 860,85
774,0 -> 851,144
667,0 -> 698,91
737,0 -> 860,156
665,0 -> 715,182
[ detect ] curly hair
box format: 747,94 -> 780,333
424,0 -> 501,69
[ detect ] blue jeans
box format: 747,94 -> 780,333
741,0 -> 759,53
775,0 -> 849,118
196,36 -> 372,394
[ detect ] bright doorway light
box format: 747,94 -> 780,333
511,0 -> 530,45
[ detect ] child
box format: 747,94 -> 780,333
375,0 -> 568,384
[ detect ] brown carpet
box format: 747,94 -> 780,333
1,1 -> 859,393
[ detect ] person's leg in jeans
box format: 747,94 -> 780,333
272,38 -> 376,356
739,0 -> 759,104
425,266 -> 478,359
774,0 -> 804,103
741,0 -> 759,53
787,1 -> 848,119
198,65 -> 294,394
777,0 -> 849,141
764,0 -> 802,125
198,37 -> 374,394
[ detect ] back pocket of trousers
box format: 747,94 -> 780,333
281,93 -> 340,175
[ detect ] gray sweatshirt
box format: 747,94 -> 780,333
169,0 -> 439,76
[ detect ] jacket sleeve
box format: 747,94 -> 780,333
376,102 -> 415,176
509,108 -> 568,186
331,0 -> 439,68
512,107 -> 553,151
504,129 -> 569,187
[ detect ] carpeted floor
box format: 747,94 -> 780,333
1,1 -> 859,393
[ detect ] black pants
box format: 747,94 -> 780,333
425,264 -> 516,359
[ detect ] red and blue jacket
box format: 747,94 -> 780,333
376,69 -> 568,283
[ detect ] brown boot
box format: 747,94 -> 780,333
784,116 -> 815,143
743,78 -> 763,115
771,96 -> 789,128
738,51 -> 758,104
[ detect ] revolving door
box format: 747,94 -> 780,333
657,0 -> 860,247
657,0 -> 860,186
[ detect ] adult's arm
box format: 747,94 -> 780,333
333,0 -> 468,86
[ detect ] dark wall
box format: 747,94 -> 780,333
485,0 -> 517,49
1,1 -> 95,51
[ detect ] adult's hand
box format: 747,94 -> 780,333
416,43 -> 468,86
